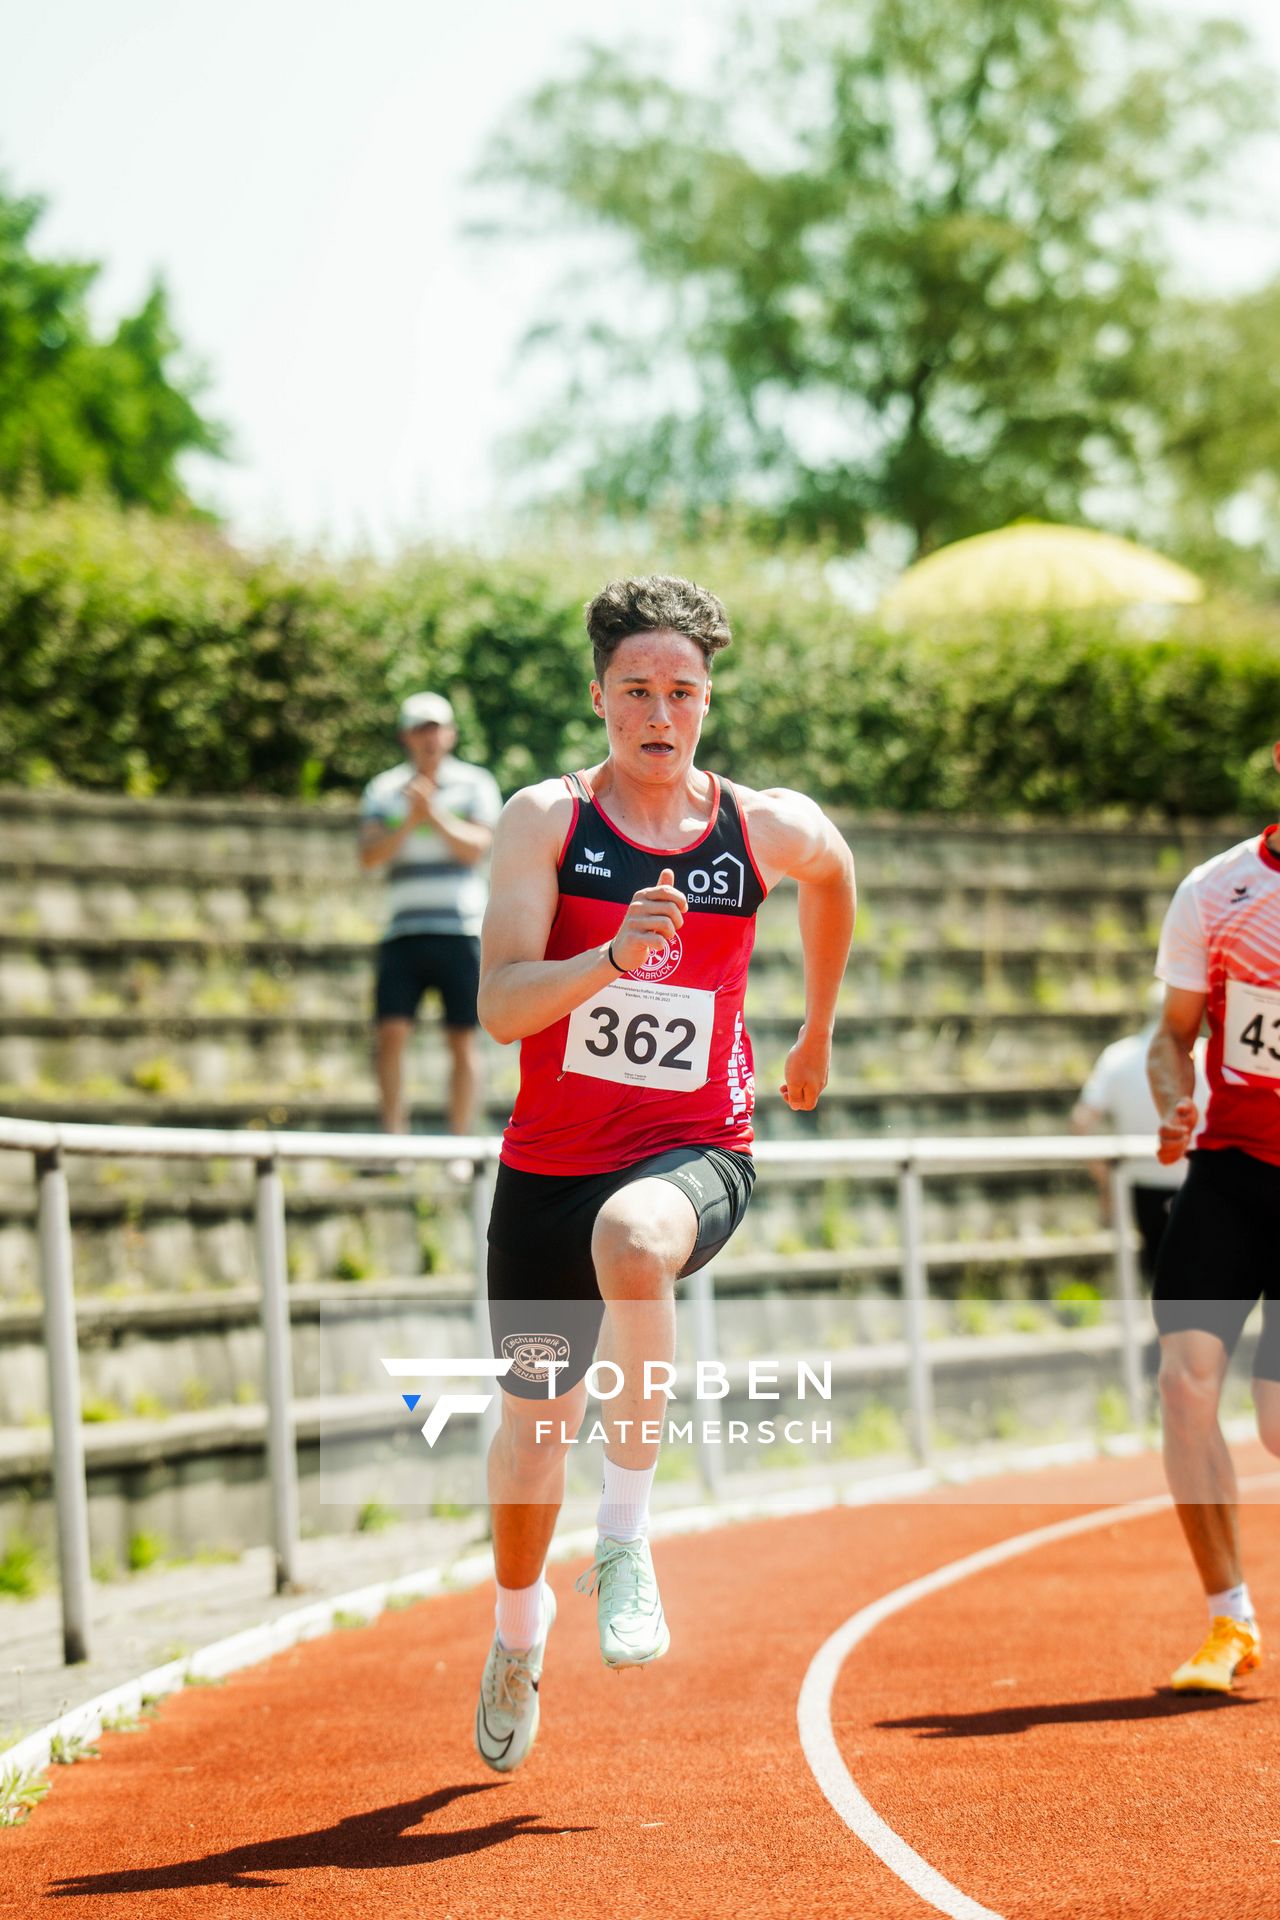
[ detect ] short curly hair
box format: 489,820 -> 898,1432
585,575 -> 732,682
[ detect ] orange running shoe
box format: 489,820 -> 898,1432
1171,1615 -> 1262,1693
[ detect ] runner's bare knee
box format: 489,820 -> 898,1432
1159,1343 -> 1226,1431
591,1182 -> 695,1296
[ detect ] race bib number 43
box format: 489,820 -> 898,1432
563,979 -> 714,1092
1224,978 -> 1280,1084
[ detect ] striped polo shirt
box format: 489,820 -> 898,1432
360,757 -> 503,941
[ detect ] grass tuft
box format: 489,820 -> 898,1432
0,1767 -> 50,1826
0,1533 -> 44,1599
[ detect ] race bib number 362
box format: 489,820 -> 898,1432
1224,978 -> 1280,1084
563,979 -> 715,1092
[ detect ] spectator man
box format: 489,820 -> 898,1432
359,693 -> 502,1145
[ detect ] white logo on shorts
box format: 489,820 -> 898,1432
502,1332 -> 572,1386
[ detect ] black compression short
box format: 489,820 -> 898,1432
1153,1146 -> 1280,1381
487,1144 -> 755,1400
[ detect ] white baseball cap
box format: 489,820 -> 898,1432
397,691 -> 454,730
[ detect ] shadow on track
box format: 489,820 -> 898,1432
47,1782 -> 593,1897
877,1691 -> 1259,1739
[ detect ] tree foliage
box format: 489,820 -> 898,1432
473,0 -> 1278,557
0,179 -> 225,514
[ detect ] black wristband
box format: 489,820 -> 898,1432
605,941 -> 627,973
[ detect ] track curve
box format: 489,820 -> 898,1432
2,1446 -> 1276,1920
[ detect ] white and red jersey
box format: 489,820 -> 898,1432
501,770 -> 768,1176
1155,827 -> 1280,1167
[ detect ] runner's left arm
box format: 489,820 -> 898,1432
746,789 -> 856,1111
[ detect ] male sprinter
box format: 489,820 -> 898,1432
1149,736 -> 1280,1691
473,575 -> 855,1771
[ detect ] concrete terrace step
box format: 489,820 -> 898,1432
0,1079 -> 1078,1141
0,1005 -> 1131,1103
0,850 -> 1196,901
0,1156 -> 1107,1299
0,929 -> 1160,1021
0,785 -> 1247,876
0,1219 -> 1117,1351
0,871 -> 1179,950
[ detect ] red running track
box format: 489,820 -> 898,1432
2,1446 -> 1277,1920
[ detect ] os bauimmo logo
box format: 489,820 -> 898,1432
683,852 -> 744,908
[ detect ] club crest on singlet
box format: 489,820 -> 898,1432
628,932 -> 683,983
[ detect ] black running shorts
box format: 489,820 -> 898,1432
1153,1146 -> 1280,1381
374,933 -> 481,1028
487,1145 -> 756,1400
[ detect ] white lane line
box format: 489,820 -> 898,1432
797,1473 -> 1280,1920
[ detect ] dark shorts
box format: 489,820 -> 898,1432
374,933 -> 480,1028
1132,1184 -> 1175,1284
1153,1146 -> 1280,1380
487,1145 -> 756,1400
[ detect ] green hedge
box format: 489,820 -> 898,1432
1,495 -> 1277,814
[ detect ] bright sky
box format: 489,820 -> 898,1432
4,0 -> 1278,552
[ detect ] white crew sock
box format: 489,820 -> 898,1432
1207,1582 -> 1254,1625
495,1575 -> 545,1651
597,1458 -> 657,1543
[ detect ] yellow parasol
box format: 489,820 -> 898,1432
880,522 -> 1205,623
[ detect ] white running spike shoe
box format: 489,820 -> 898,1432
576,1535 -> 670,1668
474,1586 -> 557,1772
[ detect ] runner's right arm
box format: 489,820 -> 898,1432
478,784 -> 688,1045
1148,988 -> 1206,1165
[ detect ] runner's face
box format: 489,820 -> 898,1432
591,631 -> 710,779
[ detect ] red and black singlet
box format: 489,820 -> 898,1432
500,770 -> 769,1176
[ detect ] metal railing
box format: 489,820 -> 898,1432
0,1115 -> 1158,1665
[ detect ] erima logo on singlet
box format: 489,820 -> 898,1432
684,853 -> 744,908
575,853 -> 612,877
